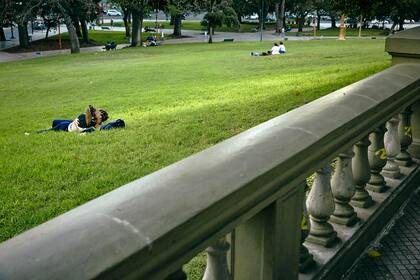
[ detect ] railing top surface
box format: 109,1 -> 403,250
1,63 -> 420,280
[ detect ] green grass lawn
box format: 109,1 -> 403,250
0,39 -> 390,277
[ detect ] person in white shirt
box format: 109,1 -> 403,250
270,43 -> 280,55
279,42 -> 286,54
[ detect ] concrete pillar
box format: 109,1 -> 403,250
367,124 -> 388,193
396,107 -> 413,166
306,166 -> 338,247
330,149 -> 359,226
203,237 -> 231,280
231,186 -> 304,280
300,183 -> 314,272
383,116 -> 401,179
351,137 -> 374,208
385,27 -> 420,158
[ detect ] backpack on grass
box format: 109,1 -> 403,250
101,119 -> 125,130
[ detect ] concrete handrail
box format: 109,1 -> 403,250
0,63 -> 419,280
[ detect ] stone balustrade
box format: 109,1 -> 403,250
0,29 -> 419,280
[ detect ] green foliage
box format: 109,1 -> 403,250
184,252 -> 207,280
0,40 -> 390,243
199,0 -> 239,32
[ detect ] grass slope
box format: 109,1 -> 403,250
0,40 -> 389,249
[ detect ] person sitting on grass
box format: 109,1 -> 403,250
271,43 -> 280,55
251,43 -> 281,56
279,41 -> 286,54
34,105 -> 108,134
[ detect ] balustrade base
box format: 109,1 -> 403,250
305,232 -> 338,248
330,213 -> 359,227
381,169 -> 401,179
395,158 -> 413,167
350,197 -> 374,208
366,183 -> 388,193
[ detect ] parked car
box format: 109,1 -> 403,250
33,22 -> 46,30
106,9 -> 122,16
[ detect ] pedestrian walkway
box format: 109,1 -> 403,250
346,189 -> 420,280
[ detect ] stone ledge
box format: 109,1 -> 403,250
386,27 -> 420,64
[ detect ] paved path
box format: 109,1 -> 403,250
346,189 -> 420,280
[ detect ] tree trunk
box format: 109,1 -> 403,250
80,19 -> 89,44
331,15 -> 336,28
317,12 -> 321,30
72,16 -> 82,37
0,27 -> 6,41
64,15 -> 80,53
123,9 -> 131,37
45,26 -> 50,39
275,3 -> 280,33
208,25 -> 213,43
18,23 -> 29,48
358,14 -> 363,37
131,10 -> 141,46
338,14 -> 346,40
131,9 -> 144,47
173,15 -> 182,37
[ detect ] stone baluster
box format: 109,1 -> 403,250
351,136 -> 374,208
330,149 -> 359,226
383,116 -> 401,179
396,107 -> 413,166
300,183 -> 314,272
367,124 -> 388,193
306,165 -> 338,247
203,237 -> 231,280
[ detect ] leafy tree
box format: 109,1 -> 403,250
0,0 -> 13,41
286,0 -> 314,32
331,0 -> 356,39
199,0 -> 239,43
232,0 -> 256,23
113,0 -> 152,46
9,0 -> 41,48
38,2 -> 59,39
384,0 -> 420,31
164,0 -> 199,37
313,0 -> 330,30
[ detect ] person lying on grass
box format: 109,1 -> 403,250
35,105 -> 109,134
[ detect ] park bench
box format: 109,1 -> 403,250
223,38 -> 234,42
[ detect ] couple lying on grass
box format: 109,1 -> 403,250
251,42 -> 286,56
33,105 -> 125,135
